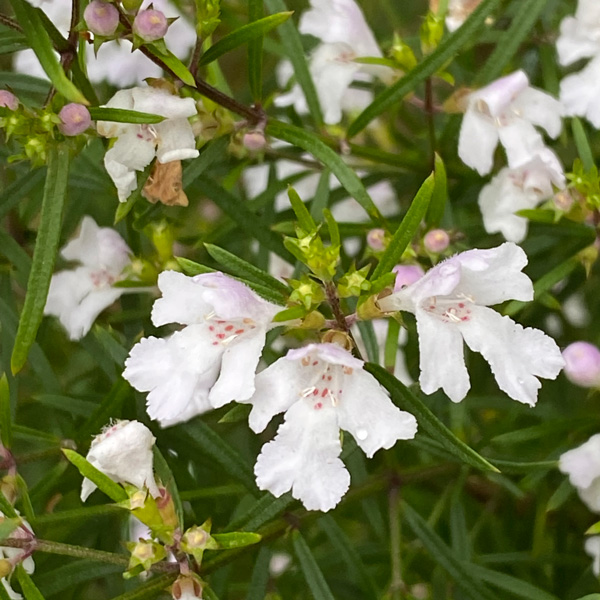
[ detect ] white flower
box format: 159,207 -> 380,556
14,0 -> 195,86
123,271 -> 281,427
97,86 -> 198,202
378,243 -> 564,405
585,536 -> 600,576
559,434 -> 600,513
245,343 -> 417,512
44,216 -> 133,340
458,70 -> 563,175
275,0 -> 393,124
560,56 -> 600,128
81,420 -> 160,502
556,0 -> 600,67
478,153 -> 565,243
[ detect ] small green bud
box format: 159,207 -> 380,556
125,539 -> 167,576
337,264 -> 371,298
420,11 -> 445,54
196,0 -> 221,38
289,276 -> 325,310
390,33 -> 417,71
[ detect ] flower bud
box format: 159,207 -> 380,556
562,342 -> 600,388
392,264 -> 424,292
366,228 -> 386,251
0,90 -> 18,111
243,130 -> 266,151
58,103 -> 92,136
84,0 -> 120,36
133,9 -> 168,42
424,228 -> 450,253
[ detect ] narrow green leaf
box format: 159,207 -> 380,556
266,120 -> 385,225
175,257 -> 215,276
0,517 -> 19,542
152,447 -> 184,527
384,318 -> 401,373
293,531 -> 336,600
576,596 -> 600,600
248,0 -> 265,101
218,403 -> 251,424
227,492 -> 294,532
0,490 -> 17,519
204,243 -> 290,296
572,118 -> 595,172
371,173 -> 434,280
35,560 -> 123,597
81,379 -> 131,439
273,305 -> 306,322
475,0 -> 550,85
310,169 -> 331,220
0,31 -> 28,54
213,532 -> 261,549
546,478 -> 573,512
0,374 -> 12,448
347,0 -> 502,137
247,547 -> 271,600
182,136 -> 229,187
0,168 -> 45,221
488,459 -> 556,473
62,448 -> 128,503
11,145 -> 70,374
147,44 -> 196,87
265,0 -> 323,125
468,564 -> 559,600
179,421 -> 257,492
402,503 -> 498,600
8,0 -> 88,104
356,321 -> 379,363
87,107 -> 165,124
366,364 -> 499,473
15,565 -> 45,600
323,208 -> 340,248
107,573 -> 177,600
199,12 -> 293,67
427,154 -> 447,227
15,475 -> 35,522
288,186 -> 317,232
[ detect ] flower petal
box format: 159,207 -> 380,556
336,368 -> 417,458
511,87 -> 563,139
460,306 -> 564,406
458,109 -> 499,175
254,400 -> 350,511
558,434 -> 600,490
155,118 -> 199,163
560,57 -> 600,128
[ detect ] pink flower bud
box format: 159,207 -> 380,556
58,103 -> 92,136
84,0 -> 120,36
424,229 -> 450,253
562,342 -> 600,388
243,130 -> 266,151
133,9 -> 168,41
0,90 -> 18,110
392,264 -> 424,292
367,228 -> 386,251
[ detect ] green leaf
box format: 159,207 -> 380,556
212,531 -> 261,549
106,573 -> 177,600
87,107 -> 165,124
0,31 -> 28,54
199,12 -> 293,67
0,489 -> 17,519
175,257 -> 215,276
323,208 -> 340,248
288,186 -> 317,232
366,363 -> 499,473
182,136 -> 229,188
265,0 -> 323,125
15,565 -> 45,600
248,0 -> 265,101
8,0 -> 88,104
152,447 -> 184,528
147,44 -> 196,87
371,173 -> 434,280
572,117 -> 595,172
0,374 -> 12,448
576,596 -> 600,600
293,531 -> 336,600
0,517 -> 19,542
347,0 -> 502,137
355,321 -> 379,363
468,564 -> 559,600
35,560 -> 123,597
475,0 -> 550,85
310,169 -> 331,220
217,403 -> 251,424
81,379 -> 131,440
226,492 -> 294,532
62,448 -> 128,503
0,168 -> 45,221
427,154 -> 447,227
204,243 -> 290,296
266,120 -> 385,225
402,503 -> 497,600
247,547 -> 271,600
546,478 -> 574,512
11,145 -> 70,375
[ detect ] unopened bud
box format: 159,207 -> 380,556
84,0 -> 120,36
0,90 -> 18,111
367,228 -> 386,251
424,228 -> 450,253
58,103 -> 92,136
243,130 -> 266,151
562,342 -> 600,388
392,264 -> 424,292
133,9 -> 168,41
0,559 -> 11,578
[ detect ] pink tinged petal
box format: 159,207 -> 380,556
459,306 -> 564,406
336,368 -> 417,458
511,87 -> 563,139
155,118 -> 199,163
458,109 -> 499,175
452,242 -> 533,305
559,434 -> 600,490
473,71 -> 529,117
81,420 -> 159,501
246,355 -> 322,433
416,310 -> 470,402
287,343 -> 363,369
254,401 -> 350,512
562,341 -> 600,388
208,327 -> 268,407
151,270 -> 212,326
